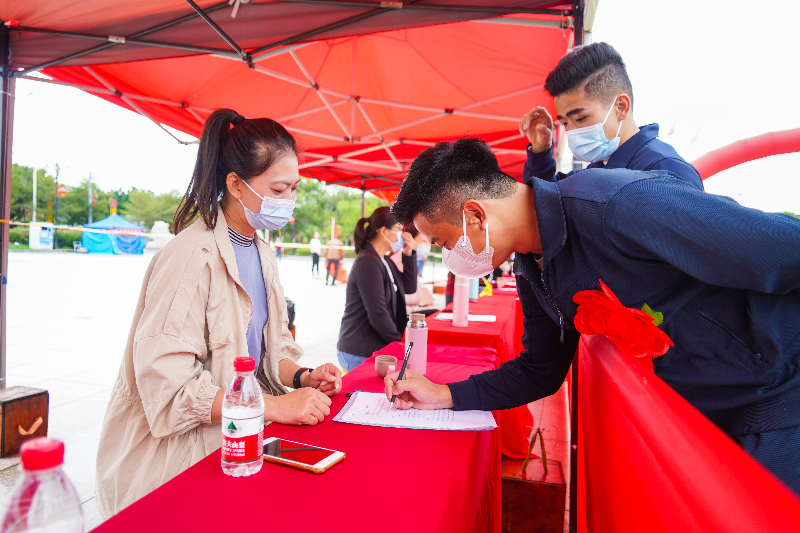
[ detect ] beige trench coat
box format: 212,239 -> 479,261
95,208 -> 302,517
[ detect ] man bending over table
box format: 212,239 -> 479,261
385,137 -> 800,495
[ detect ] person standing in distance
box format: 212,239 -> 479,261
519,42 -> 703,190
309,231 -> 322,279
324,233 -> 346,285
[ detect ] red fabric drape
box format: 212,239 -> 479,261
577,334 -> 800,532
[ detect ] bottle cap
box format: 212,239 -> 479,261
20,438 -> 64,471
233,357 -> 255,372
409,313 -> 425,321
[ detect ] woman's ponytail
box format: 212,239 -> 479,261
173,108 -> 297,234
353,206 -> 398,254
353,217 -> 370,254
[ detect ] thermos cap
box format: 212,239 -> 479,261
407,313 -> 427,328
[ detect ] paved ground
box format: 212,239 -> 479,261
0,250 -> 446,529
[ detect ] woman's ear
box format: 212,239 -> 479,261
226,172 -> 243,200
462,200 -> 488,231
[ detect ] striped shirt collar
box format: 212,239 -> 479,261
228,226 -> 254,248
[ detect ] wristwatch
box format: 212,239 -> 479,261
293,367 -> 313,389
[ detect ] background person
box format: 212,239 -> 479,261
309,231 -> 321,278
336,207 -> 417,371
519,42 -> 703,190
96,109 -> 342,517
415,232 -> 431,277
387,138 -> 800,495
324,234 -> 346,285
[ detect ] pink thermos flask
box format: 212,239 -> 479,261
405,313 -> 428,375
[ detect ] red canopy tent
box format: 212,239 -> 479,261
0,2 -> 590,528
6,4 -> 577,202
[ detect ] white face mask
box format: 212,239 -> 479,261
238,180 -> 295,231
565,96 -> 623,163
442,212 -> 495,279
386,229 -> 404,254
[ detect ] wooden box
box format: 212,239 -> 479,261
0,386 -> 49,457
501,457 -> 566,533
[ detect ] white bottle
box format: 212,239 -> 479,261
452,275 -> 470,327
0,438 -> 84,533
221,357 -> 265,477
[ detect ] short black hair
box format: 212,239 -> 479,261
543,42 -> 633,107
391,138 -> 518,227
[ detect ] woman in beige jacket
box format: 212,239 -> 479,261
96,109 -> 342,517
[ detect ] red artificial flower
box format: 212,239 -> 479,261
573,280 -> 673,358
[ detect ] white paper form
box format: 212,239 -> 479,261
333,392 -> 497,431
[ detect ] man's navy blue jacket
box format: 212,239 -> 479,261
448,169 -> 800,437
523,123 -> 705,191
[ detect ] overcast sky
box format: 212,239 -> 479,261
10,0 -> 800,213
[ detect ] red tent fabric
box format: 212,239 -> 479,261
2,2 -> 574,201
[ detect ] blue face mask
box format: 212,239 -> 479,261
386,230 -> 404,254
239,180 -> 295,231
565,96 -> 623,163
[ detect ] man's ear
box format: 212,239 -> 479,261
462,200 -> 488,231
226,172 -> 243,200
616,94 -> 632,121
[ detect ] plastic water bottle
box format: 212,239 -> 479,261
0,438 -> 84,533
405,313 -> 428,376
221,357 -> 265,477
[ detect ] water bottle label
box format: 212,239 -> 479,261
221,414 -> 264,462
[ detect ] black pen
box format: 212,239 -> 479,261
390,342 -> 413,410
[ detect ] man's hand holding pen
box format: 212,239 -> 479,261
383,369 -> 455,410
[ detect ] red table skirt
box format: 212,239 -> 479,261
92,350 -> 501,533
427,293 -> 533,458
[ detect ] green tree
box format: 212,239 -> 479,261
9,164 -> 56,222
292,178 -> 387,245
120,189 -> 182,230
56,179 -> 112,226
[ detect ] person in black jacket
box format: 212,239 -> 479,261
337,206 -> 417,371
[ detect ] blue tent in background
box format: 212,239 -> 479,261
82,214 -> 146,255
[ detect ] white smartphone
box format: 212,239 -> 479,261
262,437 -> 345,474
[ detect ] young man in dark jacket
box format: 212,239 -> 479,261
387,138 -> 800,494
519,42 -> 703,190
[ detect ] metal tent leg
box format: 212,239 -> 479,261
0,26 -> 16,390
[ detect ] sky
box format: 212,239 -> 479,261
10,0 -> 800,213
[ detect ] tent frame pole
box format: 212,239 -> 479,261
272,0 -> 569,17
0,26 -> 14,389
570,7 -> 587,533
10,25 -> 240,59
184,0 -> 252,66
14,2 -> 232,76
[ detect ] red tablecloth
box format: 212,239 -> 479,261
91,351 -> 501,533
428,293 -> 533,458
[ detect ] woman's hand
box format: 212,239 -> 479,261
302,363 -> 343,396
402,231 -> 418,256
383,369 -> 454,410
264,388 -> 332,425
